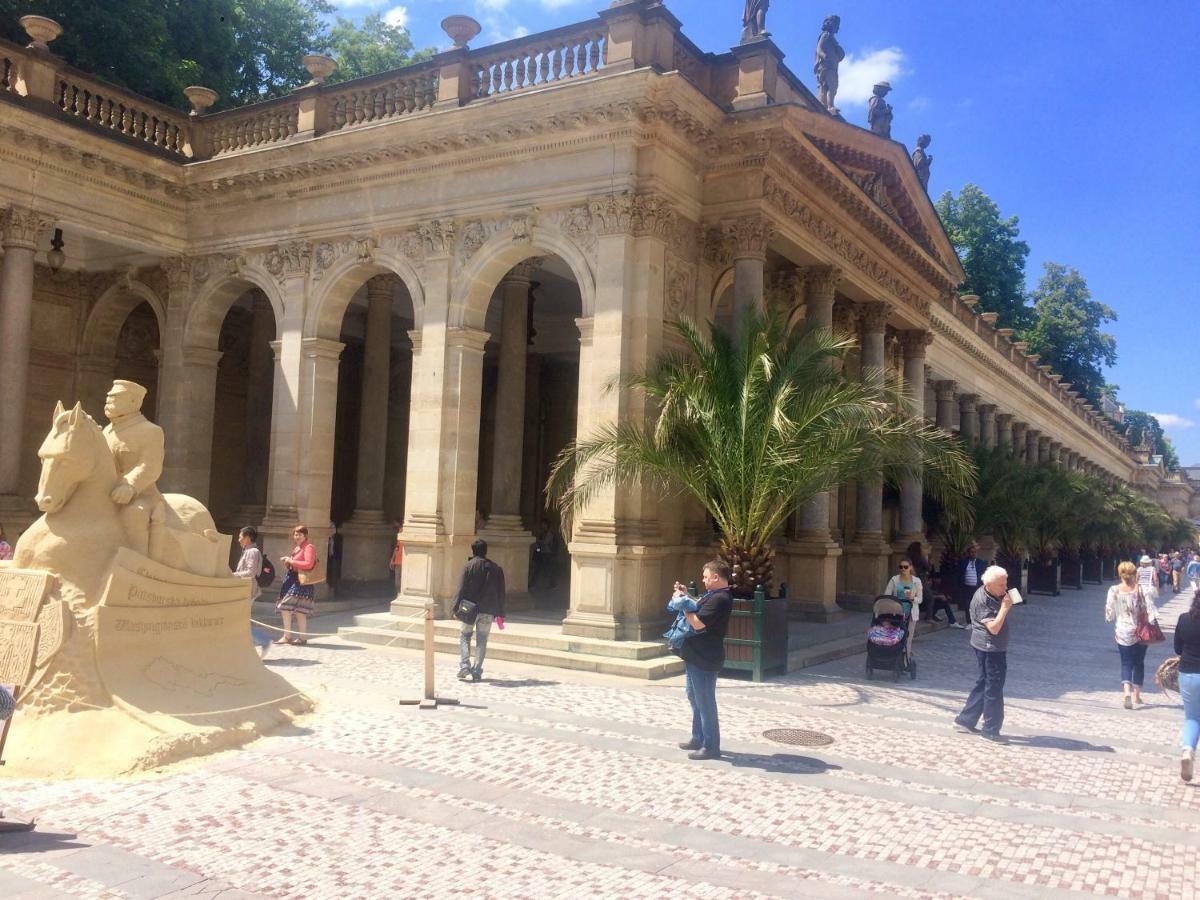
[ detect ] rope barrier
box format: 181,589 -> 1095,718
251,608 -> 435,648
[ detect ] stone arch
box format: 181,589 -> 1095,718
80,279 -> 165,359
305,249 -> 425,341
451,225 -> 595,330
707,266 -> 735,328
185,267 -> 284,350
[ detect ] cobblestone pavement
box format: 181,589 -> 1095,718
2,581 -> 1197,899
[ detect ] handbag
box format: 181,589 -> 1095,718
1156,656 -> 1181,694
453,597 -> 479,624
1134,588 -> 1165,644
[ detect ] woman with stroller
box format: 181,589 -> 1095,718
883,558 -> 923,654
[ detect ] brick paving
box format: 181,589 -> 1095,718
2,581 -> 1197,899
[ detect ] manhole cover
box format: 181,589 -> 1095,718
762,728 -> 834,747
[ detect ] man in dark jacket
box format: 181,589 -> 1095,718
675,560 -> 734,760
958,543 -> 987,611
454,539 -> 506,682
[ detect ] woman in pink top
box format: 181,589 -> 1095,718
0,523 -> 12,561
276,524 -> 318,645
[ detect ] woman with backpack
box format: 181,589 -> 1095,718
1106,561 -> 1160,709
233,526 -> 273,659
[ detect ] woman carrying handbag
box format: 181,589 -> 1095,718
276,524 -> 320,646
1105,561 -> 1161,709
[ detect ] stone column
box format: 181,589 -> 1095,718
727,216 -> 772,332
978,404 -> 997,449
788,267 -> 843,621
958,394 -> 979,447
1038,435 -> 1051,463
843,301 -> 891,606
0,206 -> 52,504
933,380 -> 957,431
342,275 -> 397,584
896,330 -> 932,546
1025,428 -> 1040,465
996,413 -> 1014,454
480,260 -> 541,597
1012,421 -> 1028,462
235,293 -> 276,524
1049,441 -> 1062,466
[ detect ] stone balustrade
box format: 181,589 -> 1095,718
469,21 -> 607,99
325,65 -> 439,130
2,53 -> 14,92
202,100 -> 300,156
56,68 -> 189,156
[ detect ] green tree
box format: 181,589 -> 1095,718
546,311 -> 977,597
935,184 -> 1032,331
1022,262 -> 1117,407
1121,411 -> 1181,470
327,13 -> 431,83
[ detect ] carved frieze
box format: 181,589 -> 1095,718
263,241 -> 311,279
308,235 -> 374,280
664,256 -> 695,317
1,205 -> 53,249
721,215 -> 774,260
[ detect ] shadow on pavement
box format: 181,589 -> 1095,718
264,658 -> 320,667
488,679 -> 561,688
727,753 -> 842,774
0,829 -> 87,853
1007,735 -> 1115,752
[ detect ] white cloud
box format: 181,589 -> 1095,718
539,0 -> 584,8
383,5 -> 408,28
1150,413 -> 1196,429
907,95 -> 930,112
837,47 -> 905,107
477,0 -> 511,11
328,0 -> 390,8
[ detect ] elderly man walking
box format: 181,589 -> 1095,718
954,565 -> 1015,742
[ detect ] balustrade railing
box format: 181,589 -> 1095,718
56,72 -> 188,156
2,54 -> 13,92
203,102 -> 300,156
326,66 -> 438,131
470,22 -> 607,99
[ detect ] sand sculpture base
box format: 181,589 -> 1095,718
0,550 -> 312,778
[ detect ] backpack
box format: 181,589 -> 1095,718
256,554 -> 277,589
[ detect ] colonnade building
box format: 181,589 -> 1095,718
0,3 -> 1180,640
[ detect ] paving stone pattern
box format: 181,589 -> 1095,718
1,582 -> 1197,898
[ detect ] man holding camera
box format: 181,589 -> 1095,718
954,565 -> 1016,742
675,560 -> 734,761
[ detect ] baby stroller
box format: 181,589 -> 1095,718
865,595 -> 916,681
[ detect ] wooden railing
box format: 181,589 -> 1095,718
56,72 -> 189,156
325,65 -> 438,131
469,22 -> 607,99
204,101 -> 300,156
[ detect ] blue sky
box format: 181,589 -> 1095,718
328,0 -> 1200,463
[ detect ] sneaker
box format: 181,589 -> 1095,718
678,740 -> 702,751
688,749 -> 721,760
1182,749 -> 1195,783
953,717 -> 979,734
980,731 -> 1008,743
1123,696 -> 1132,710
950,623 -> 966,630
471,671 -> 482,682
457,669 -> 471,681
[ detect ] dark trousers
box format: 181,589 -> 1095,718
959,649 -> 1007,735
685,663 -> 720,753
927,598 -> 957,624
1117,642 -> 1147,687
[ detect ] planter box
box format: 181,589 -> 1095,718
996,554 -> 1027,597
1060,559 -> 1083,589
1081,555 -> 1103,583
1028,560 -> 1061,596
723,585 -> 788,682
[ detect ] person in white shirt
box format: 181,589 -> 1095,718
1106,561 -> 1159,708
884,559 -> 923,654
1136,554 -> 1159,603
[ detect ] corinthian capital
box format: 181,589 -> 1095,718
857,300 -> 891,332
722,215 -> 773,260
900,329 -> 934,358
1,206 -> 53,250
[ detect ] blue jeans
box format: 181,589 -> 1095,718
685,663 -> 720,753
959,649 -> 1007,735
1181,672 -> 1200,751
1117,642 -> 1147,687
459,614 -> 494,675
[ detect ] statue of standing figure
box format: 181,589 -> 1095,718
814,15 -> 845,113
911,134 -> 933,190
868,81 -> 893,138
741,0 -> 769,42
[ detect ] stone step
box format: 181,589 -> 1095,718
338,625 -> 686,680
349,612 -> 670,661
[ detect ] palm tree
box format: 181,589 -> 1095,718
546,310 -> 977,597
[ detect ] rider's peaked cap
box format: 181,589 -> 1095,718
109,380 -> 147,404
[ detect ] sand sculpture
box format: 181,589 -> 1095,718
0,382 -> 310,777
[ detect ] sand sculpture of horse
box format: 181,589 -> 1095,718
15,401 -> 225,594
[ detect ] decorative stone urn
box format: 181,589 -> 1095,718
19,14 -> 62,52
441,15 -> 482,49
302,53 -> 338,86
183,85 -> 218,117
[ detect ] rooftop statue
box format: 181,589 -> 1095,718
911,134 -> 933,190
868,81 -> 893,139
814,15 -> 845,113
741,0 -> 769,42
0,385 -> 309,778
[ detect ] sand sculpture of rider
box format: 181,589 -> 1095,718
102,380 -> 168,560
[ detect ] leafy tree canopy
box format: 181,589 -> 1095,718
1022,262 -> 1117,407
1121,410 -> 1181,471
935,184 -> 1032,331
0,0 -> 430,110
